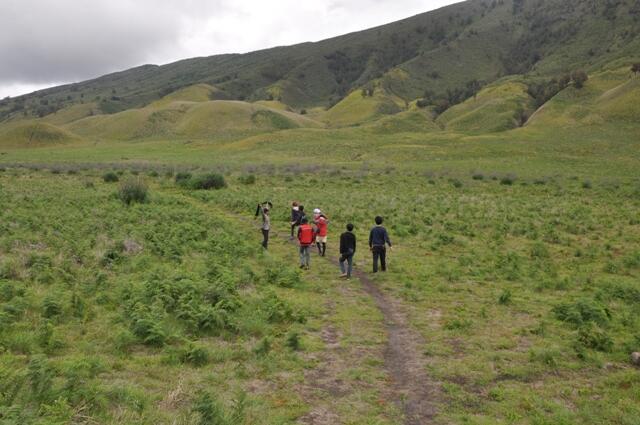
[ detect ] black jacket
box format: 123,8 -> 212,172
339,231 -> 356,255
369,226 -> 391,248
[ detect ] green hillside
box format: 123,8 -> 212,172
437,79 -> 534,133
64,98 -> 320,142
2,0 -> 640,123
0,122 -> 80,148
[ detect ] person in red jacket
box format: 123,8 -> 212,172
297,217 -> 315,270
313,208 -> 329,257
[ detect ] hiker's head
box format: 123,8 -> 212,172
263,208 -> 269,214
346,223 -> 354,232
375,216 -> 383,225
292,201 -> 298,207
301,217 -> 308,224
313,208 -> 321,216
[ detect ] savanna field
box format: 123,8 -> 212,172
2,1 -> 640,423
1,161 -> 639,424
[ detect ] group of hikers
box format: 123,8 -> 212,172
256,201 -> 392,278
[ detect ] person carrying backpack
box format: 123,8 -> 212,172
313,208 -> 329,257
369,216 -> 392,273
297,217 -> 315,270
339,223 -> 356,279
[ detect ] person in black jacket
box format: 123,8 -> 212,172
369,216 -> 392,273
339,223 -> 356,278
291,204 -> 306,240
290,201 -> 301,240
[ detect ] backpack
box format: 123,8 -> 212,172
298,224 -> 314,245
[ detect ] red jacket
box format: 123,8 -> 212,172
314,215 -> 328,237
298,224 -> 315,246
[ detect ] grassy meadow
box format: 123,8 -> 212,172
1,152 -> 639,424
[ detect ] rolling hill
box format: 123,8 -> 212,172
0,0 -> 639,147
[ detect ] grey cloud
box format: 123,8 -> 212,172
0,0 -> 459,96
0,0 -> 223,84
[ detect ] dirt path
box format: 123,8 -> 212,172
265,225 -> 442,424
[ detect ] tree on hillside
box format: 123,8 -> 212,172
632,63 -> 640,76
571,70 -> 588,89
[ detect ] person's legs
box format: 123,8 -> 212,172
372,247 -> 380,273
347,254 -> 353,278
339,255 -> 346,274
304,246 -> 311,268
299,246 -> 305,267
380,247 -> 386,271
290,224 -> 295,238
262,229 -> 269,249
316,239 -> 322,255
321,242 -> 326,257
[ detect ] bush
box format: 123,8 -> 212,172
190,173 -> 227,190
238,174 -> 256,185
582,180 -> 592,189
180,344 -> 210,367
472,173 -> 484,181
175,172 -> 192,185
552,298 -> 610,327
500,175 -> 516,185
102,171 -> 119,183
576,323 -> 613,352
118,178 -> 148,205
42,296 -> 63,318
285,331 -> 301,351
498,289 -> 512,305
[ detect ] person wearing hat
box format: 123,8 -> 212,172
313,208 -> 329,257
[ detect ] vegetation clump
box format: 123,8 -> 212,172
102,171 -> 119,183
118,178 -> 148,205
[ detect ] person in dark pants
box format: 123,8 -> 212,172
290,202 -> 301,239
291,204 -> 306,240
369,216 -> 392,273
339,223 -> 356,279
297,217 -> 315,269
255,202 -> 272,249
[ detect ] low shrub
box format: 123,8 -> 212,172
552,298 -> 610,327
285,331 -> 301,351
118,178 -> 148,205
500,175 -> 516,185
102,171 -> 119,183
576,323 -> 613,352
180,344 -> 210,367
472,173 -> 484,181
175,172 -> 192,185
190,173 -> 227,190
498,289 -> 512,305
238,174 -> 256,185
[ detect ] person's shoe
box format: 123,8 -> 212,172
299,265 -> 305,269
305,265 -> 310,270
339,273 -> 347,278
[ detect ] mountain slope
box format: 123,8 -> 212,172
2,0 -> 640,124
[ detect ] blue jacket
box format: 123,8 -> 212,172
369,225 -> 391,248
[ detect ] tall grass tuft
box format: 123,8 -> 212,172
118,178 -> 148,205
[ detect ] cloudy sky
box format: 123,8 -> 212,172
0,0 -> 461,98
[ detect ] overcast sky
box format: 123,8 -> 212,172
0,0 -> 461,98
